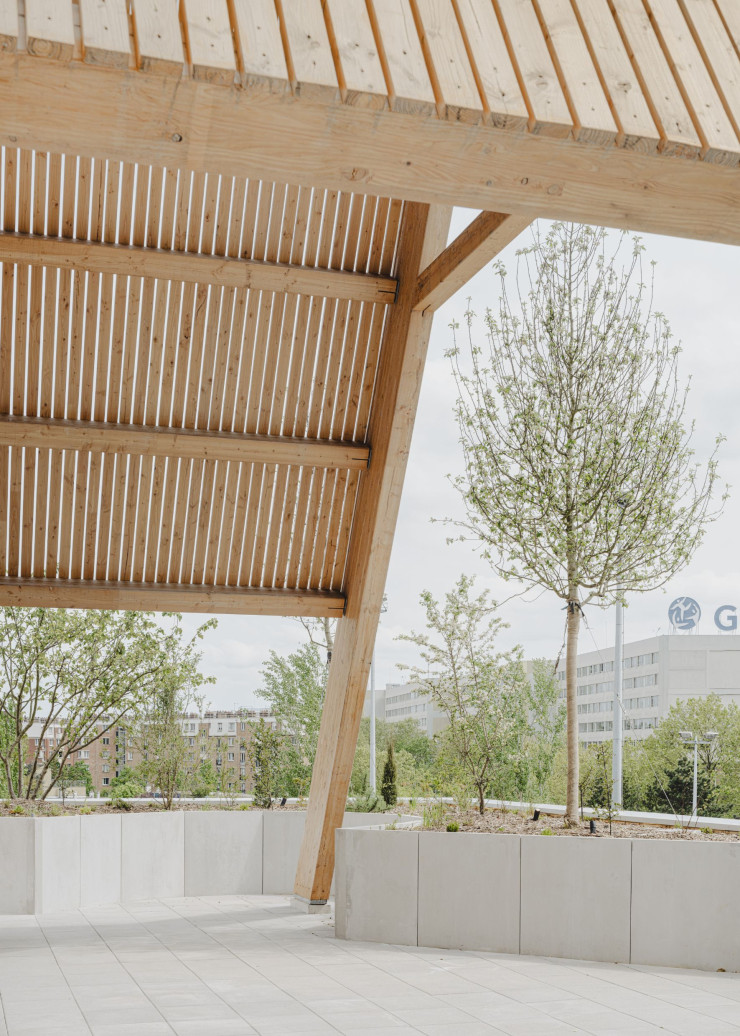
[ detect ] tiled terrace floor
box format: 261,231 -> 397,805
0,896 -> 739,1035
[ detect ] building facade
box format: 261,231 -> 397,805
27,707 -> 277,794
368,634 -> 740,744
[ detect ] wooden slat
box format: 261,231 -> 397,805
278,0 -> 340,103
610,0 -> 703,157
79,0 -> 132,69
414,210 -> 531,313
454,0 -> 529,130
0,576 -> 345,615
131,0 -> 184,76
644,0 -> 739,164
410,0 -> 483,123
534,0 -> 619,145
0,232 -> 398,303
573,0 -> 661,152
25,0 -> 76,60
716,0 -> 740,57
294,202 -> 452,905
231,0 -> 289,92
323,0 -> 388,110
679,0 -> 740,141
0,416 -> 370,472
181,0 -> 236,85
368,0 -> 437,115
494,0 -> 573,138
0,0 -> 18,52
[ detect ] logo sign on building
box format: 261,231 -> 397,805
668,598 -> 738,632
668,597 -> 701,630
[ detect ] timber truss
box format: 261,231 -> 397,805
0,0 -> 738,905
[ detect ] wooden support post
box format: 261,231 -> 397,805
413,211 -> 531,313
293,201 -> 452,906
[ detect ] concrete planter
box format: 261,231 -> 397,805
0,810 -> 398,914
335,828 -> 740,972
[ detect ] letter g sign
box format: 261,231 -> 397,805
715,605 -> 738,632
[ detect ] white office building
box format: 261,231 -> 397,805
555,634 -> 740,744
366,634 -> 740,742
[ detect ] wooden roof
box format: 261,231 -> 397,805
0,1 -> 738,619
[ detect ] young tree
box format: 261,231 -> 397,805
248,719 -> 287,808
258,643 -> 326,795
449,223 -> 724,823
399,576 -> 529,813
381,742 -> 397,806
521,660 -> 566,801
0,608 -> 213,800
129,618 -> 216,809
52,760 -> 94,801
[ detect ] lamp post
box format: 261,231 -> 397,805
612,600 -> 624,805
369,596 -> 388,794
679,730 -> 718,816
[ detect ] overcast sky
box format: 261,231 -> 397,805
183,211 -> 740,709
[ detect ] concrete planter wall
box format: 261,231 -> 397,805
0,810 -> 398,914
335,829 -> 740,972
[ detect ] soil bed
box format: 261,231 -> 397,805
389,804 -> 740,841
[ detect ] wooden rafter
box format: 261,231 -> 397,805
0,417 -> 371,470
0,577 -> 345,616
0,232 -> 398,303
294,201 -> 453,906
414,211 -> 532,313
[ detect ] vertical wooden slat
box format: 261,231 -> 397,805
0,0 -> 18,52
410,0 -> 484,122
454,0 -> 529,130
367,0 -> 436,114
25,0 -> 76,60
644,0 -> 739,164
323,0 -> 388,109
230,0 -> 290,92
533,0 -> 618,145
609,0 -> 703,156
573,0 -> 661,151
493,0 -> 573,138
79,0 -> 132,68
131,0 -> 184,76
679,0 -> 740,142
181,0 -> 237,85
277,0 -> 341,102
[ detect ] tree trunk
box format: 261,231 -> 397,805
478,784 -> 485,814
565,599 -> 581,825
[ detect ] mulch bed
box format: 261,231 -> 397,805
390,804 -> 740,841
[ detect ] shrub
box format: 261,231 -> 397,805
541,827 -> 553,836
446,821 -> 459,832
381,743 -> 397,807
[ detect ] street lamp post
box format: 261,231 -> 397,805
612,601 -> 624,805
679,730 -> 718,816
369,596 -> 388,794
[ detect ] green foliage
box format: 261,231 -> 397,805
346,789 -> 386,812
0,608 -> 216,800
447,223 -> 724,821
130,618 -> 216,809
381,742 -> 397,806
258,642 -> 326,796
248,719 -> 287,809
109,767 -> 144,798
541,828 -> 553,836
446,821 -> 459,832
399,576 -> 530,813
52,759 -> 94,799
350,717 -> 434,797
190,759 -> 218,798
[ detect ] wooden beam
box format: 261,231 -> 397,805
0,232 -> 398,304
0,577 -> 345,616
1,53 -> 739,243
0,416 -> 371,470
293,201 -> 452,906
414,211 -> 532,313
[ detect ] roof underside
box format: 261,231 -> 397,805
0,0 -> 738,614
0,148 -> 403,614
